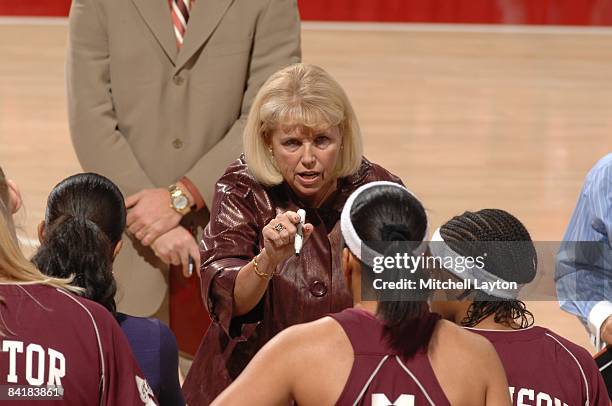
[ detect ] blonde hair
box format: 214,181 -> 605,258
244,63 -> 364,186
0,167 -> 79,292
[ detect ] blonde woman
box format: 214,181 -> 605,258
184,64 -> 403,404
0,167 -> 156,405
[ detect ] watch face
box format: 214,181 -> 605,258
173,195 -> 189,210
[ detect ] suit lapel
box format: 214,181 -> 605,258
175,0 -> 233,71
131,0 -> 178,64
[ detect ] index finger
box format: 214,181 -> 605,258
283,210 -> 302,224
302,223 -> 315,243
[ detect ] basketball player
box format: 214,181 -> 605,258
429,208 -> 610,405
212,181 -> 510,405
0,167 -> 157,405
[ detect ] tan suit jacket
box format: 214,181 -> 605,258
66,0 -> 301,315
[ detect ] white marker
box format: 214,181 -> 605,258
295,209 -> 306,256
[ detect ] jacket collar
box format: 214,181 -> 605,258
129,0 -> 233,69
130,0 -> 178,63
175,0 -> 233,70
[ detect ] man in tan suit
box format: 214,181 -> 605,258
66,0 -> 301,351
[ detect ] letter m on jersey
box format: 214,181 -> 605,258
372,393 -> 415,406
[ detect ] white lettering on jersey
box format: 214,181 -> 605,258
2,340 -> 23,383
135,375 -> 156,406
26,344 -> 45,386
47,348 -> 66,386
509,387 -> 568,406
1,340 -> 67,387
372,393 -> 415,406
536,392 -> 553,405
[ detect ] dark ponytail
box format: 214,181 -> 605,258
349,184 -> 432,358
32,173 -> 126,316
33,214 -> 117,314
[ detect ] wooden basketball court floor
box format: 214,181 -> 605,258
1,18 -> 611,352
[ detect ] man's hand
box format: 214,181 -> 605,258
151,226 -> 201,278
126,188 -> 182,246
601,314 -> 612,344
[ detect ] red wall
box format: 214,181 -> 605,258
3,0 -> 612,26
297,0 -> 612,25
0,1 -> 71,17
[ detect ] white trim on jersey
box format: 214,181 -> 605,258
56,289 -> 106,406
394,356 -> 436,406
352,355 -> 389,406
544,333 -> 590,406
351,355 -> 438,406
464,325 -> 536,333
15,284 -> 51,311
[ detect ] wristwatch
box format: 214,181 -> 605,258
168,184 -> 191,215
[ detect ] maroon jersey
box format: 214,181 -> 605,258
0,283 -> 157,405
469,326 -> 610,406
329,308 -> 449,406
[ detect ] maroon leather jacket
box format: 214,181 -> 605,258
183,156 -> 401,405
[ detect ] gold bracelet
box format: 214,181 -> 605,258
252,254 -> 274,280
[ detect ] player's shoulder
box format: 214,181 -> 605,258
278,316 -> 347,345
434,320 -> 500,362
270,316 -> 351,360
4,283 -> 109,317
540,327 -> 597,367
55,287 -> 108,314
436,319 -> 488,345
4,283 -> 120,334
50,287 -> 122,331
270,316 -> 354,392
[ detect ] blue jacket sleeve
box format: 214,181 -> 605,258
555,155 -> 612,334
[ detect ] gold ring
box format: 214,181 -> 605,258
273,223 -> 286,233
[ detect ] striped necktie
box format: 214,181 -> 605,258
170,0 -> 190,48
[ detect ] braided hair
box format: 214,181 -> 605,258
440,209 -> 537,329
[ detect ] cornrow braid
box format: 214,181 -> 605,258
463,297 -> 534,329
440,208 -> 537,329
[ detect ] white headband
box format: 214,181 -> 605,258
429,227 -> 522,299
340,181 -> 428,267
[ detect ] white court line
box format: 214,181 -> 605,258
2,16 -> 612,35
